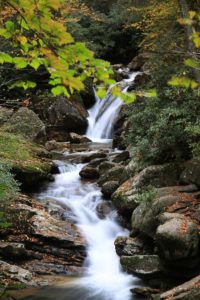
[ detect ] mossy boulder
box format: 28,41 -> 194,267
156,214 -> 199,260
4,107 -> 45,141
112,163 -> 180,216
0,131 -> 53,189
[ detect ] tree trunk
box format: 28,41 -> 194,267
178,0 -> 200,83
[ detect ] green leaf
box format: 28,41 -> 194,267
10,81 -> 36,90
13,57 -> 28,69
5,21 -> 15,32
184,58 -> 200,69
30,59 -> 41,70
168,76 -> 198,89
52,85 -> 70,97
0,52 -> 13,63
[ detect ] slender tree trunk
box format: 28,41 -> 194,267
178,0 -> 200,83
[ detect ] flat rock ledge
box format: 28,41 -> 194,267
0,194 -> 86,287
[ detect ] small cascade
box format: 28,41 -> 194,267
86,71 -> 139,142
36,162 -> 135,300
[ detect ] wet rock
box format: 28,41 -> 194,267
29,207 -> 85,248
156,215 -> 199,260
159,275 -> 200,300
98,161 -> 116,176
98,165 -> 125,186
111,151 -> 130,163
48,96 -> 88,134
12,160 -> 53,190
120,255 -> 161,278
69,133 -> 91,144
96,202 -> 113,219
131,287 -> 160,297
82,151 -> 107,163
131,195 -> 181,239
180,160 -> 200,187
79,165 -> 99,179
101,181 -> 119,198
115,236 -> 146,257
4,107 -> 45,141
0,260 -> 33,285
112,163 -> 180,216
112,105 -> 127,150
87,158 -> 108,168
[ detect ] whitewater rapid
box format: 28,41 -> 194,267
37,161 -> 134,300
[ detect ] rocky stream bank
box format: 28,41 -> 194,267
1,55 -> 200,299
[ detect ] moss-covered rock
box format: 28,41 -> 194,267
112,163 -> 180,216
0,131 -> 53,189
4,108 -> 45,141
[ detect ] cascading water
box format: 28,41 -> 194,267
21,70 -> 142,300
35,163 -> 135,300
86,71 -> 139,142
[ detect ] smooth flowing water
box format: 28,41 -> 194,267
30,161 -> 135,300
86,71 -> 139,142
19,71 -> 142,300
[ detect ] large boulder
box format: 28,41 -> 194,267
101,181 -> 119,198
180,160 -> 200,187
120,255 -> 161,278
79,165 -> 99,179
128,53 -> 150,71
115,236 -> 147,257
112,164 -> 179,215
112,163 -> 180,216
4,107 -> 45,141
98,165 -> 126,186
69,133 -> 91,144
48,97 -> 88,134
156,213 -> 199,260
131,194 -> 181,239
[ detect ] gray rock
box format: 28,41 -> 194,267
0,260 -> 33,284
156,216 -> 199,260
69,133 -> 91,144
101,181 -> 119,198
48,97 -> 88,134
115,236 -> 145,256
111,151 -> 130,163
112,163 -> 180,216
98,161 -> 116,176
82,151 -> 107,163
120,255 -> 161,278
180,160 -> 200,187
131,195 -> 181,238
98,165 -> 125,186
79,165 -> 99,179
4,107 -> 45,141
96,202 -> 113,219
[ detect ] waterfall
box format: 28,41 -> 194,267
86,71 -> 139,142
35,162 -> 136,300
